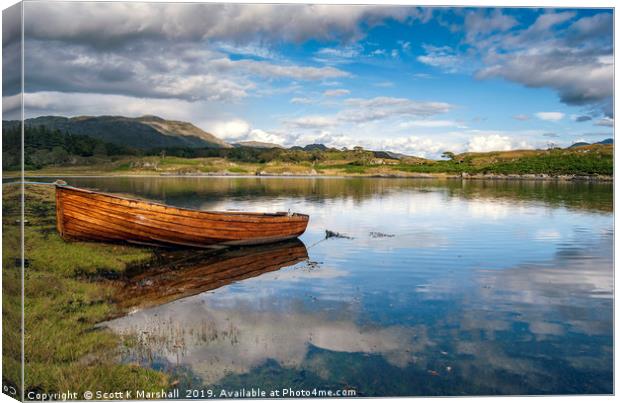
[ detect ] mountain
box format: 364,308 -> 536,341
290,143 -> 332,152
233,141 -> 283,149
569,142 -> 591,148
372,150 -> 411,160
569,138 -> 613,148
8,115 -> 231,149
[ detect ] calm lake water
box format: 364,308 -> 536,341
41,177 -> 614,396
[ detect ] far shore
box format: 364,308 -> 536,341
3,170 -> 614,182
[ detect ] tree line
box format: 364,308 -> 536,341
2,124 -> 136,170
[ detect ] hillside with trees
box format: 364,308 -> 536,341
2,118 -> 613,178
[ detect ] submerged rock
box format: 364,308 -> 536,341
325,229 -> 353,239
369,231 -> 395,238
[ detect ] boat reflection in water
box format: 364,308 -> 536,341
115,239 -> 308,311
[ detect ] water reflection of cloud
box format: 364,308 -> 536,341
106,298 -> 429,385
467,200 -> 531,221
250,263 -> 347,282
426,229 -> 612,342
533,229 -> 562,241
398,229 -> 612,392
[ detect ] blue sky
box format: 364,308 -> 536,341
4,3 -> 614,157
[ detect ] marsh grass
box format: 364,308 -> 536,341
3,184 -> 22,394
1,185 -> 169,395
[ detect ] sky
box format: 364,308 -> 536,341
2,2 -> 615,157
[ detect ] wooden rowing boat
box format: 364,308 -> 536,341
115,239 -> 308,310
55,183 -> 309,248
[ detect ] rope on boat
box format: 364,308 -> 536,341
307,237 -> 328,250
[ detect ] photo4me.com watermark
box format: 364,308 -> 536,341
24,387 -> 357,400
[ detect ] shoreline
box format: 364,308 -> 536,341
4,171 -> 614,182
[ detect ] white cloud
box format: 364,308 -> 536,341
24,3 -> 424,47
211,58 -> 350,81
535,112 -> 565,122
283,116 -> 338,129
245,129 -> 289,145
208,119 -> 251,139
528,11 -> 576,32
313,44 -> 364,64
215,42 -> 278,60
290,97 -> 314,105
417,45 -> 462,73
471,11 -> 612,116
315,46 -> 362,58
512,114 -> 530,121
282,96 -> 454,131
2,94 -> 21,119
464,9 -> 518,43
399,41 -> 411,51
343,97 -> 453,119
467,134 -> 531,152
399,120 -> 465,128
323,89 -> 350,97
25,39 -> 349,104
320,81 -> 343,87
595,117 -> 613,127
370,49 -> 387,56
23,91 -> 202,122
377,136 -> 462,158
468,134 -> 513,152
283,96 -> 454,131
151,73 -> 253,102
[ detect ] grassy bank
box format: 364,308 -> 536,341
10,144 -> 613,179
2,185 -> 168,395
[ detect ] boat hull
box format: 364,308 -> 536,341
55,185 -> 309,248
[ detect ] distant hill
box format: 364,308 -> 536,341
233,141 -> 283,149
290,144 -> 332,152
4,115 -> 231,149
372,150 -> 411,160
569,138 -> 613,148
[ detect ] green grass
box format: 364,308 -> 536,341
390,147 -> 613,176
391,161 -> 463,174
113,162 -> 132,171
3,185 -> 169,395
3,185 -> 23,395
199,165 -> 219,173
159,156 -> 201,166
477,151 -> 613,175
343,165 -> 369,174
316,163 -> 374,173
227,166 -> 249,173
